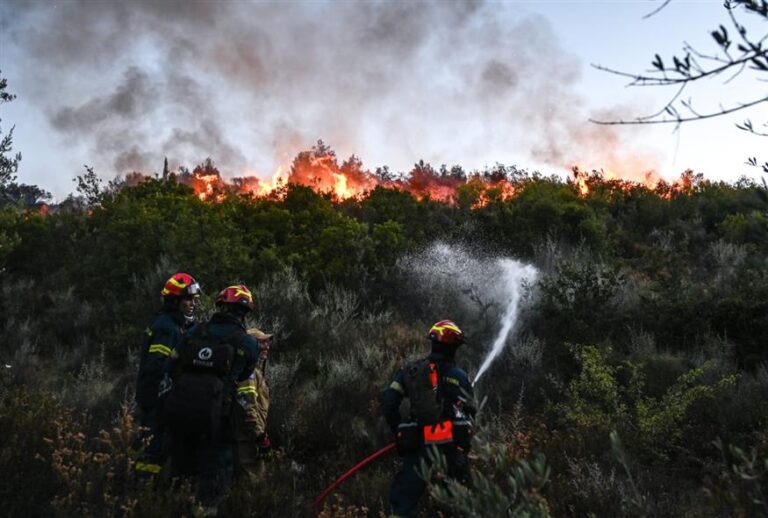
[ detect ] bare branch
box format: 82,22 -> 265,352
682,42 -> 732,68
592,50 -> 767,86
724,60 -> 748,83
590,95 -> 768,126
643,0 -> 673,20
737,118 -> 768,136
635,83 -> 688,121
727,3 -> 754,50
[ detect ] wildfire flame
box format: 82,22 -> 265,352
122,144 -> 698,205
331,173 -> 351,199
192,172 -> 224,201
571,166 -> 700,199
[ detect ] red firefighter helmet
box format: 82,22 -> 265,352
427,320 -> 465,346
215,284 -> 255,311
161,273 -> 201,298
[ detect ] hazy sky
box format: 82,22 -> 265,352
1,0 -> 766,199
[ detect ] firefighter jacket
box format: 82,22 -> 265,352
136,308 -> 187,408
381,351 -> 475,434
236,367 -> 269,440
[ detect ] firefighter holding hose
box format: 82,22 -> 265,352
380,319 -> 475,517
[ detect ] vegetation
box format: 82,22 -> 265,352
2,141 -> 768,516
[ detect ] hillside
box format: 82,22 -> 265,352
2,160 -> 768,516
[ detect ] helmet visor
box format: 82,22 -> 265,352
186,282 -> 202,297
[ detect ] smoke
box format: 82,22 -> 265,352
398,243 -> 537,380
3,0 -> 659,179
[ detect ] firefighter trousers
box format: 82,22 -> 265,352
389,444 -> 468,517
134,405 -> 167,476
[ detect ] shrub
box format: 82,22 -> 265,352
636,362 -> 738,458
0,389 -> 63,515
705,437 -> 768,516
420,431 -> 551,517
553,345 -> 631,437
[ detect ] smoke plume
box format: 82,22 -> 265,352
3,0 -> 659,179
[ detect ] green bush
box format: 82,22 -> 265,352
704,437 -> 768,516
420,430 -> 551,517
0,389 -> 63,515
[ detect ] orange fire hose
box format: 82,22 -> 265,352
312,442 -> 396,515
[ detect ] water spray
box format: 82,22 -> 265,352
400,243 -> 537,385
473,258 -> 537,384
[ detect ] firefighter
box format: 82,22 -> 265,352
134,272 -> 201,477
381,320 -> 475,518
165,284 -> 260,516
234,327 -> 273,481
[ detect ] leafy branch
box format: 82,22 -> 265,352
0,71 -> 21,188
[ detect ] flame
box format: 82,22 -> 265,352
571,165 -> 701,199
186,159 -> 682,204
120,144 -> 702,206
571,164 -> 658,196
471,179 -> 518,208
192,172 -> 224,201
332,173 -> 352,199
175,145 -> 539,203
237,166 -> 288,197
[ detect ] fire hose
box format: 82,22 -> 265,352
312,442 -> 396,515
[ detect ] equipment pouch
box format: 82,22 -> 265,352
396,421 -> 421,455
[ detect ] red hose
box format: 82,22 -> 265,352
312,442 -> 396,514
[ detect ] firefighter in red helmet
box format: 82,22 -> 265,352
381,320 -> 475,517
165,284 -> 261,515
134,272 -> 201,477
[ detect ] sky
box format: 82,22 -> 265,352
1,0 -> 766,200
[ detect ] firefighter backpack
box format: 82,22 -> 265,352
163,324 -> 239,437
402,358 -> 445,425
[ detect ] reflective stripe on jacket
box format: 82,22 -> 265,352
136,309 -> 185,408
